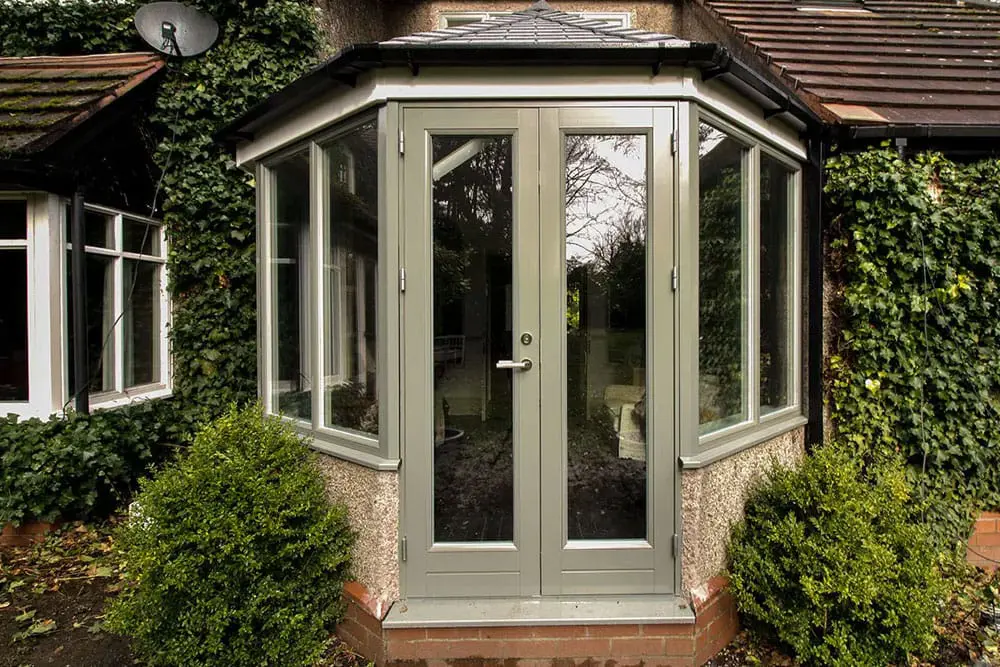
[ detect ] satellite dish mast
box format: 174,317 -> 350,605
134,2 -> 219,57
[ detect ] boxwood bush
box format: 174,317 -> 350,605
107,405 -> 353,667
728,446 -> 943,666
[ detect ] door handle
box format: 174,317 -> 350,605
496,358 -> 533,371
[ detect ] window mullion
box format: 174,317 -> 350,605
790,170 -> 803,409
113,215 -> 125,393
260,164 -> 274,415
310,141 -> 324,431
747,146 -> 760,425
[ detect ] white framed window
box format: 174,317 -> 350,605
439,10 -> 631,28
696,115 -> 802,445
263,116 -> 381,452
64,203 -> 171,409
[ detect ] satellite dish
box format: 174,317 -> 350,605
135,2 -> 219,58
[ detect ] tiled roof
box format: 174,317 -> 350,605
0,52 -> 164,155
699,0 -> 1000,127
385,0 -> 688,47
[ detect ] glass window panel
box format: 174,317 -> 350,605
323,121 -> 379,435
431,134 -> 514,543
564,134 -> 648,540
124,260 -> 160,387
0,200 -> 27,240
698,123 -> 748,434
64,207 -> 115,248
123,218 -> 160,256
270,151 -> 311,420
0,249 -> 28,401
761,155 -> 793,414
67,253 -> 116,394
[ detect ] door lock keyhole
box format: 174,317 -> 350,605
520,332 -> 533,346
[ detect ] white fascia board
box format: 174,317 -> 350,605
235,66 -> 807,168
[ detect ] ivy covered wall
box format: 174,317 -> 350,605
825,146 -> 1000,543
0,0 -> 325,420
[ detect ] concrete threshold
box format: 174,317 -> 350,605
382,595 -> 695,628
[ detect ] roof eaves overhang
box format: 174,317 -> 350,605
217,41 -> 824,148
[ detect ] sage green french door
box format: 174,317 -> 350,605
402,106 -> 675,599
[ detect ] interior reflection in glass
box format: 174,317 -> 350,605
431,135 -> 515,543
564,134 -> 648,540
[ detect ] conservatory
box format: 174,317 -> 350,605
224,2 -> 816,662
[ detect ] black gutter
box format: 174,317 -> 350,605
217,42 -> 823,146
846,124 -> 1000,140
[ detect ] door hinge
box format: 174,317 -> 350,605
670,131 -> 677,156
399,267 -> 406,293
671,266 -> 679,291
399,129 -> 404,156
672,533 -> 679,558
400,536 -> 407,562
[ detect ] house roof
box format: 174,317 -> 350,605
384,1 -> 686,46
0,52 -> 165,155
699,0 -> 1000,131
221,1 -> 821,148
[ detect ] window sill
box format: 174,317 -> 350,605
283,418 -> 400,471
680,412 -> 807,469
89,385 -> 172,412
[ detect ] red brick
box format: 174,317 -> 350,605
384,627 -> 427,641
977,532 -> 1000,547
644,623 -> 695,637
664,636 -> 696,655
611,636 -> 665,656
438,639 -> 505,659
586,623 -> 643,638
532,625 -> 590,639
503,639 -> 563,658
551,638 -> 613,658
480,625 -> 535,640
427,627 -> 483,640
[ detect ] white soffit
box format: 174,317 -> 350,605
236,67 -> 806,167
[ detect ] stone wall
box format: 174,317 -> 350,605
680,428 -> 806,596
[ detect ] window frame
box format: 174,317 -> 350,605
260,110 -> 398,467
63,202 -> 171,410
438,10 -> 632,28
689,107 -> 804,461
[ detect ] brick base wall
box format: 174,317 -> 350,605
968,511 -> 1000,571
337,581 -> 739,666
0,521 -> 60,547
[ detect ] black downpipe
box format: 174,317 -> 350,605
70,190 -> 90,414
805,138 -> 825,449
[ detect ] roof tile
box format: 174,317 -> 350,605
702,0 -> 1000,126
384,1 -> 686,47
0,52 -> 164,155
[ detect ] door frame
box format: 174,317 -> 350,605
538,106 -> 677,595
400,107 -> 541,598
400,102 -> 679,599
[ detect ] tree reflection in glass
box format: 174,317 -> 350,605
698,124 -> 747,433
431,135 -> 515,543
564,134 -> 648,541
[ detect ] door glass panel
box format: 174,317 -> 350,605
432,134 -> 514,543
564,134 -> 647,540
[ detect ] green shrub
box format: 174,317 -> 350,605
728,446 -> 943,666
0,398 -> 188,525
107,405 -> 354,667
